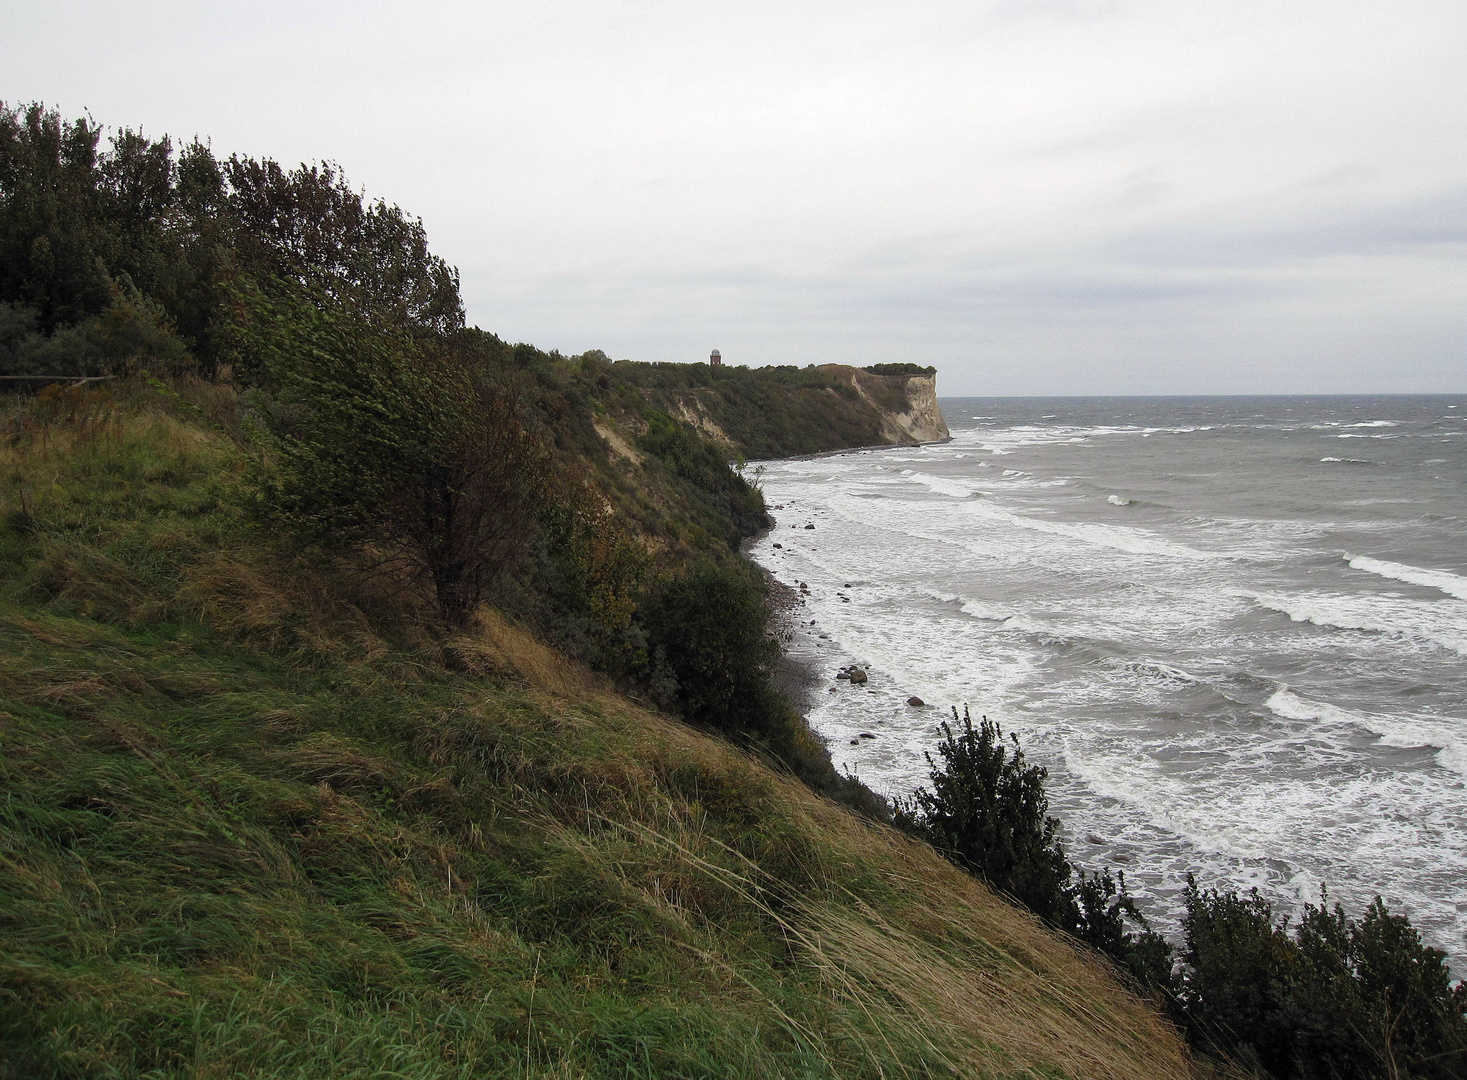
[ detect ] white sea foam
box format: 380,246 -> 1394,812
1265,687 -> 1360,725
961,501 -> 1218,561
1267,688 -> 1467,776
906,472 -> 978,498
1347,556 -> 1467,601
1247,590 -> 1467,657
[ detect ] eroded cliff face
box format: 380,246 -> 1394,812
847,369 -> 950,445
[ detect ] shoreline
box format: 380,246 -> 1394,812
762,572 -> 825,718
752,435 -> 953,464
743,438 -> 952,733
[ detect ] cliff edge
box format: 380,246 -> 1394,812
592,358 -> 950,460
846,366 -> 950,445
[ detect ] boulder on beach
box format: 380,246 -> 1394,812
906,696 -> 925,707
849,669 -> 868,684
836,671 -> 850,680
804,523 -> 816,529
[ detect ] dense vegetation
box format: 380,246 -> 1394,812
899,711 -> 1467,1079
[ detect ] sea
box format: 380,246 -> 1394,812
746,395 -> 1467,972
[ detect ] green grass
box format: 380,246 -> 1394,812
0,383 -> 1199,1079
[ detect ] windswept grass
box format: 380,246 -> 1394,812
0,384 -> 1200,1079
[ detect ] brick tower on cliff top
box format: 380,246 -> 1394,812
709,349 -> 721,367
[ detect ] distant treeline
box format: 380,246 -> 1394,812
861,362 -> 935,376
602,357 -> 930,459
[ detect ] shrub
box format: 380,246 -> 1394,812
1070,868 -> 1176,992
896,709 -> 1172,990
0,281 -> 192,378
636,558 -> 783,738
895,708 -> 1073,923
242,283 -> 544,623
1180,880 -> 1467,1079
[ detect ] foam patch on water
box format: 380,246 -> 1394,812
1348,555 -> 1467,601
906,472 -> 980,498
1247,590 -> 1467,657
960,501 -> 1218,561
1267,688 -> 1467,777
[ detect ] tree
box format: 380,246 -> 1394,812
0,103 -> 114,330
223,156 -> 463,337
243,282 -> 541,623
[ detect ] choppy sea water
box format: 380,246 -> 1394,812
747,396 -> 1467,971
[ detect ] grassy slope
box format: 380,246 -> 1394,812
0,385 -> 1198,1079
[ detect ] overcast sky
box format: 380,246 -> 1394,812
5,0 -> 1465,393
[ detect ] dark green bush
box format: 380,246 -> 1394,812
895,708 -> 1074,924
636,558 -> 783,739
1069,868 -> 1176,992
0,281 -> 192,378
1180,880 -> 1467,1078
894,710 -> 1171,984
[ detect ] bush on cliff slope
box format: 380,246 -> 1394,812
238,281 -> 544,624
898,712 -> 1467,1079
1178,881 -> 1467,1079
895,710 -> 1173,990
